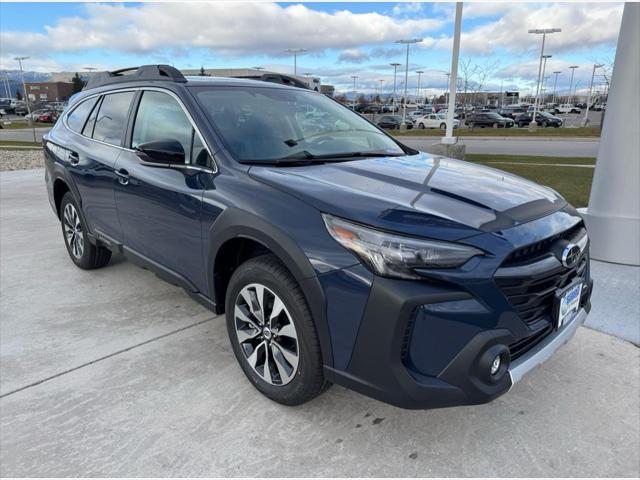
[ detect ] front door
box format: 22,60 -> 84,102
113,90 -> 211,291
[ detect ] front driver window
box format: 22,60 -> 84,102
132,91 -> 194,163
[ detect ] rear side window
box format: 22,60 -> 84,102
66,97 -> 99,133
132,91 -> 193,162
92,91 -> 135,146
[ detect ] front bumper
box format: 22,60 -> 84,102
324,273 -> 591,409
509,307 -> 586,385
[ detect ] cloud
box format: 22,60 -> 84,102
418,3 -> 623,56
0,2 -> 443,59
392,3 -> 424,18
338,48 -> 370,64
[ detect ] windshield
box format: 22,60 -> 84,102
194,86 -> 405,162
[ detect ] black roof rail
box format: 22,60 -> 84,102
84,65 -> 187,90
258,73 -> 310,90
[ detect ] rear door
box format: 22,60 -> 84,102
64,91 -> 136,242
113,89 -> 213,290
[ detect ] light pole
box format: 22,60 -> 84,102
284,48 -> 307,76
14,56 -> 36,143
552,71 -> 561,104
540,54 -> 552,106
583,63 -> 604,126
377,79 -> 384,104
351,75 -> 358,108
395,38 -> 423,128
390,63 -> 401,109
444,72 -> 451,106
443,2 -> 463,144
416,70 -> 424,104
568,65 -> 579,104
528,28 -> 561,130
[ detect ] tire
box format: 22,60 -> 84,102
542,121 -> 548,128
518,122 -> 525,128
225,254 -> 330,406
60,192 -> 111,270
468,122 -> 475,129
492,122 -> 499,128
439,123 -> 446,130
418,123 -> 425,129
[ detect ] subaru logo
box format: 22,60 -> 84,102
561,243 -> 581,268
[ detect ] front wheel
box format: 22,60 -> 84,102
492,122 -> 499,128
225,255 -> 329,406
60,192 -> 111,270
418,123 -> 425,129
439,123 -> 446,130
468,122 -> 475,129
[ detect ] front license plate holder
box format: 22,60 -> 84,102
553,280 -> 583,329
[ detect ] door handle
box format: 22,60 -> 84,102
115,169 -> 130,186
68,151 -> 80,166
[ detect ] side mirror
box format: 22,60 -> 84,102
135,139 -> 185,166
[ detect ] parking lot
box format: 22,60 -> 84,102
1,167 -> 639,477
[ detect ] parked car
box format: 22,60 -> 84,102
498,106 -> 527,119
557,104 -> 581,114
437,109 -> 460,119
377,114 -> 413,129
380,104 -> 398,113
415,113 -> 459,129
589,104 -> 604,111
24,109 -> 49,122
361,104 -> 382,114
465,112 -> 514,128
37,111 -> 59,123
515,111 -> 563,128
44,65 -> 592,409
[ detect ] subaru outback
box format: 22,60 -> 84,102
43,65 -> 592,408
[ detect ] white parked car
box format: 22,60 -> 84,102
557,104 -> 581,114
415,113 -> 460,129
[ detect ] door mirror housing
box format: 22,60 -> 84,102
135,139 -> 185,166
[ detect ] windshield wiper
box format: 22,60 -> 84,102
276,150 -> 405,163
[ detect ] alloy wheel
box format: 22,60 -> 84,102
234,283 -> 299,386
63,203 -> 84,259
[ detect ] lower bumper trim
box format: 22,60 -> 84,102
508,307 -> 587,385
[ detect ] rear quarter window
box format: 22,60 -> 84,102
92,91 -> 136,146
65,97 -> 99,133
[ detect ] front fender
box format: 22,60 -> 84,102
206,207 -> 335,368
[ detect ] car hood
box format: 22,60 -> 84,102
249,152 -> 565,241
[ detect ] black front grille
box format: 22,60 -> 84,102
503,222 -> 585,266
509,323 -> 553,360
496,254 -> 588,327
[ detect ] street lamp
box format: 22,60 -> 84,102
284,48 -> 307,76
14,56 -> 36,143
552,71 -> 561,104
528,28 -> 561,130
377,79 -> 385,104
395,38 -> 423,128
583,63 -> 604,126
444,72 -> 451,106
568,65 -> 579,104
416,70 -> 424,104
540,54 -> 552,105
390,62 -> 401,108
351,75 -> 358,108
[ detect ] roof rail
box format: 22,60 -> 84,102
84,65 -> 187,90
258,73 -> 310,90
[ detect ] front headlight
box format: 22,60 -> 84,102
322,214 -> 483,280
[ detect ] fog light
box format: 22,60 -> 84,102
491,355 -> 501,376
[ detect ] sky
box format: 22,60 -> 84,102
0,2 -> 623,97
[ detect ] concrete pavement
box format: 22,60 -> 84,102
1,169 -> 639,477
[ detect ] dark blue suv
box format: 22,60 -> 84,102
44,65 -> 593,408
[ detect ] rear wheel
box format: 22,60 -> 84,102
439,123 -> 446,130
492,122 -> 499,128
225,255 -> 329,405
60,192 -> 111,269
468,122 -> 475,129
418,123 -> 425,129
